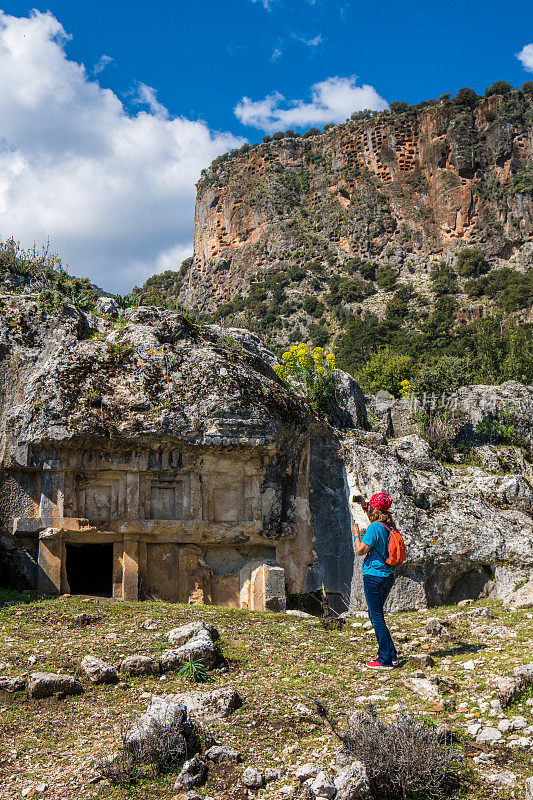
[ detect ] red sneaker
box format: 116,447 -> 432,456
366,660 -> 393,669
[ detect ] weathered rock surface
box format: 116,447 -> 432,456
170,687 -> 243,720
161,630 -> 218,671
120,655 -> 161,676
28,672 -> 83,699
0,675 -> 26,692
204,745 -> 242,764
242,767 -> 264,789
343,433 -> 533,611
80,655 -> 119,684
173,755 -> 207,790
334,761 -> 371,800
187,93 -> 533,317
167,621 -> 219,647
125,695 -> 187,750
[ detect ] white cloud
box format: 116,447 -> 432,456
271,47 -> 282,62
234,75 -> 388,131
250,0 -> 274,10
94,54 -> 113,75
0,11 -> 243,292
517,42 -> 533,72
296,34 -> 323,47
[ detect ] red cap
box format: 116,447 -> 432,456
369,492 -> 392,512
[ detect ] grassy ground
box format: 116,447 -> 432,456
0,590 -> 531,800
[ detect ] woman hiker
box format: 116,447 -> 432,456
352,492 -> 399,670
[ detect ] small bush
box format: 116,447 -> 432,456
485,80 -> 513,97
316,703 -> 461,800
429,262 -> 458,296
274,344 -> 335,413
376,265 -> 397,290
417,410 -> 465,461
358,348 -> 413,397
455,247 -> 488,278
454,87 -> 478,109
178,655 -> 210,683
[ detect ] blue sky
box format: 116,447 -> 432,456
0,1 -> 532,290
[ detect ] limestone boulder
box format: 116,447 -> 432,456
173,754 -> 207,790
95,296 -> 120,318
167,621 -> 219,647
28,672 -> 84,699
342,435 -> 533,611
242,767 -> 264,789
120,655 -> 161,676
334,761 -> 371,800
160,630 -> 218,671
0,675 -> 26,692
504,579 -> 533,609
125,695 -> 187,751
171,686 -> 243,721
205,745 -> 243,764
80,655 -> 119,684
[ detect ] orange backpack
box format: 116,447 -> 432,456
381,525 -> 407,566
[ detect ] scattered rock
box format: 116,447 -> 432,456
95,296 -> 120,317
81,655 -> 119,684
310,770 -> 337,799
72,613 -> 100,626
425,618 -> 445,636
458,600 -> 473,607
485,771 -> 517,787
242,767 -> 264,789
334,761 -> 371,799
497,720 -> 512,733
467,724 -> 482,737
406,677 -> 440,700
205,745 -> 242,764
285,610 -> 314,619
161,631 -> 218,671
125,695 -> 187,751
173,755 -> 207,790
171,687 -> 243,720
513,663 -> 533,683
497,675 -> 527,708
525,776 -> 533,800
295,763 -> 319,782
476,727 -> 502,744
120,655 -> 161,676
140,619 -> 159,630
0,675 -> 26,692
167,621 -> 219,647
28,672 -> 83,699
264,767 -> 283,783
408,653 -> 435,669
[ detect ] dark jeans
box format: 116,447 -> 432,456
363,573 -> 398,666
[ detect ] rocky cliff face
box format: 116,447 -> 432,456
0,297 -> 531,613
184,91 -> 532,318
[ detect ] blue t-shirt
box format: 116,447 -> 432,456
362,521 -> 394,577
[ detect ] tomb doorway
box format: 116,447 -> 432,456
65,543 -> 113,597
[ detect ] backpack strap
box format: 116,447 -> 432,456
369,524 -> 392,566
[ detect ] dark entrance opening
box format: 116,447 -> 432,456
66,543 -> 113,597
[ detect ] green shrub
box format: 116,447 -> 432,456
178,655 -> 210,683
455,247 -> 488,277
430,262 -> 458,296
465,268 -> 532,311
390,100 -> 408,113
454,87 -> 479,109
287,265 -> 306,282
357,348 -> 414,397
375,265 -> 397,290
485,80 -> 513,97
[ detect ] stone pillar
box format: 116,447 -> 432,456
239,561 -> 286,612
126,472 -> 140,520
122,537 -> 139,601
112,540 -> 124,599
37,534 -> 62,595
